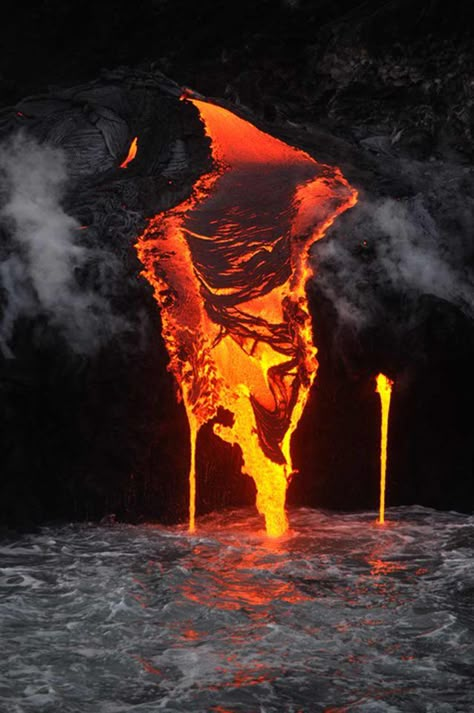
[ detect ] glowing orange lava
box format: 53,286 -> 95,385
375,373 -> 394,525
120,136 -> 138,168
135,95 -> 357,536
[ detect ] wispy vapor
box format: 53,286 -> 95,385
313,193 -> 474,327
0,133 -> 130,356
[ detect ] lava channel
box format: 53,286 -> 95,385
136,95 -> 357,537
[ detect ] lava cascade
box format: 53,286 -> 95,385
136,96 -> 357,536
375,373 -> 394,525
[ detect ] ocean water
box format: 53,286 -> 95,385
1,507 -> 473,713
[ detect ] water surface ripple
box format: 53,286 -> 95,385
1,507 -> 473,712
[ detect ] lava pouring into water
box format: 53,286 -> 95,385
135,94 -> 357,536
375,374 -> 394,525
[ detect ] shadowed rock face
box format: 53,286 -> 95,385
0,70 -> 229,528
0,67 -> 473,529
2,1 -> 473,163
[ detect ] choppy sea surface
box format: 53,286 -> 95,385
1,506 -> 473,713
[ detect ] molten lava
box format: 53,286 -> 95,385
375,374 -> 394,525
120,136 -> 138,168
136,95 -> 357,536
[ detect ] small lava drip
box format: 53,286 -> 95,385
375,374 -> 394,525
120,137 -> 138,168
136,95 -> 357,537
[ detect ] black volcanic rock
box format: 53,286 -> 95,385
3,1 -> 473,161
0,70 -> 211,528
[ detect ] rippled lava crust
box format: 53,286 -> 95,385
136,95 -> 356,535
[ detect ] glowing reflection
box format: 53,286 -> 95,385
181,539 -> 310,611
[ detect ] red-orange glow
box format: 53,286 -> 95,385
375,373 -> 394,525
182,628 -> 200,640
415,567 -> 429,576
369,558 -> 406,576
135,96 -> 357,536
182,545 -> 311,612
134,656 -> 162,676
181,547 -> 310,610
120,136 -> 138,168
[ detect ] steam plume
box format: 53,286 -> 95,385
314,194 -> 474,327
0,133 -> 129,356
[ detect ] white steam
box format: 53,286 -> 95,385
314,194 -> 474,326
0,133 -> 128,356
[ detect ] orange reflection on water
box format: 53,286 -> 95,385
130,575 -> 150,609
368,558 -> 407,577
182,628 -> 200,640
208,660 -> 276,693
181,539 -> 310,611
134,656 -> 162,676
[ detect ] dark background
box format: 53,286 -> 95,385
1,1 -> 473,529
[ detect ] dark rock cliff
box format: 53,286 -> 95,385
0,2 -> 472,527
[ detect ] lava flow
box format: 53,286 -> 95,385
375,374 -> 394,525
136,95 -> 357,537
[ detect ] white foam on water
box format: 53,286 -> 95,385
0,507 -> 473,712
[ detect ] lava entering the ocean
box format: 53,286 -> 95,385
375,374 -> 394,525
136,95 -> 357,537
